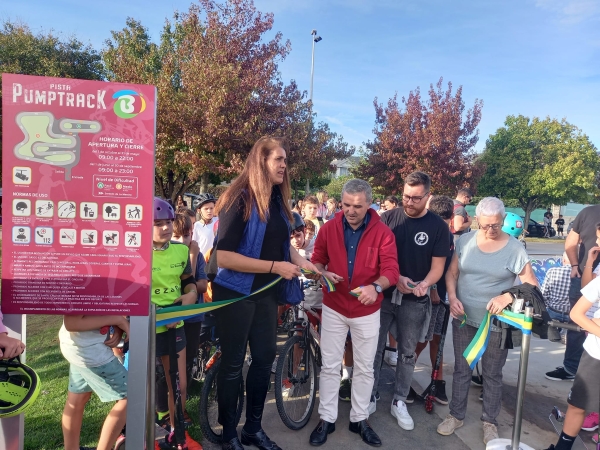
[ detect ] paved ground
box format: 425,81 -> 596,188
201,238 -> 598,450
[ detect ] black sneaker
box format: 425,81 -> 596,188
405,386 -> 417,404
374,391 -> 380,401
434,380 -> 448,405
545,367 -> 575,381
479,390 -> 483,401
339,379 -> 352,401
471,374 -> 483,386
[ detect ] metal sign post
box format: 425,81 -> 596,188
486,306 -> 535,450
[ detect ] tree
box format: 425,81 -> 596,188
0,21 -> 104,181
104,1 -> 352,202
358,77 -> 483,195
476,115 -> 600,226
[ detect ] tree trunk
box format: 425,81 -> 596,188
521,198 -> 539,237
199,173 -> 210,194
305,179 -> 310,196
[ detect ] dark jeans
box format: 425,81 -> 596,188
216,291 -> 277,441
564,277 -> 586,375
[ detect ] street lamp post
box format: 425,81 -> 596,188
306,29 -> 322,196
309,29 -> 322,103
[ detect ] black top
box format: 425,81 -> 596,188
555,218 -> 565,227
572,204 -> 600,273
213,186 -> 289,300
380,207 -> 450,299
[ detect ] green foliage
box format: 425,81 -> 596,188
0,20 -> 104,181
477,115 -> 599,225
323,175 -> 354,200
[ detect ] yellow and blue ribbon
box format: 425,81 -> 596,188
463,310 -> 532,369
156,269 -> 333,328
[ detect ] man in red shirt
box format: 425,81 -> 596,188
309,179 -> 399,447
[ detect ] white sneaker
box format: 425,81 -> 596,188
384,350 -> 398,366
482,422 -> 499,444
437,414 -> 464,436
368,395 -> 377,415
391,399 -> 414,430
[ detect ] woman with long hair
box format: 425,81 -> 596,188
213,136 -> 320,450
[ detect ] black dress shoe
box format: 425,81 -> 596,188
222,437 -> 244,450
349,420 -> 382,447
309,419 -> 336,446
241,428 -> 282,450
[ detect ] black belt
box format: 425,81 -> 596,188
547,305 -> 569,314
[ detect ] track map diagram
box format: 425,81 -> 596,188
1,74 -> 156,316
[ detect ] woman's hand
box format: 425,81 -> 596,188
166,321 -> 181,329
448,296 -> 465,319
486,293 -> 513,315
296,259 -> 322,280
0,333 -> 26,359
273,261 -> 302,280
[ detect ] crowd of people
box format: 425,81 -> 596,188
1,135 -> 599,450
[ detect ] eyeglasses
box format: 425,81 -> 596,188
402,192 -> 429,204
480,224 -> 502,231
290,227 -> 305,237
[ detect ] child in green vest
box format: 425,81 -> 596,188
152,197 -> 197,446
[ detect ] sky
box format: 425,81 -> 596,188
3,0 -> 599,152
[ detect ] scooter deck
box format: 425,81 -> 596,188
549,407 -> 589,450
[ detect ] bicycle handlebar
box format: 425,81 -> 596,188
548,320 -> 585,333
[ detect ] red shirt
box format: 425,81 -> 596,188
312,209 -> 399,318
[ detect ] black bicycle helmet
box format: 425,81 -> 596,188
0,357 -> 41,418
292,212 -> 305,230
195,193 -> 217,210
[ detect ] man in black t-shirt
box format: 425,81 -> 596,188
549,204 -> 600,380
370,172 -> 450,431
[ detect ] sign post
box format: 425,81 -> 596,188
1,74 -> 156,448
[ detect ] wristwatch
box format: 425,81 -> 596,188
371,283 -> 383,293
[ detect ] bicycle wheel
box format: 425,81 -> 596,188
198,358 -> 244,444
274,334 -> 317,430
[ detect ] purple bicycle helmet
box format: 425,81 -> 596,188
154,197 -> 175,220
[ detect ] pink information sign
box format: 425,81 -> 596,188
1,74 -> 156,315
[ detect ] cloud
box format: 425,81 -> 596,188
534,0 -> 600,24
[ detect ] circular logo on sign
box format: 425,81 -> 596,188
113,90 -> 146,119
415,232 -> 429,245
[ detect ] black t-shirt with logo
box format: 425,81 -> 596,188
380,208 -> 450,299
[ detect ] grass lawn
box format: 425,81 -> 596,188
23,315 -> 204,449
0,242 -> 204,449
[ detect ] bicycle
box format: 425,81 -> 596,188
277,303 -> 299,334
195,328 -> 245,444
274,304 -> 321,430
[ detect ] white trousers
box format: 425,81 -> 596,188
318,304 -> 380,423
